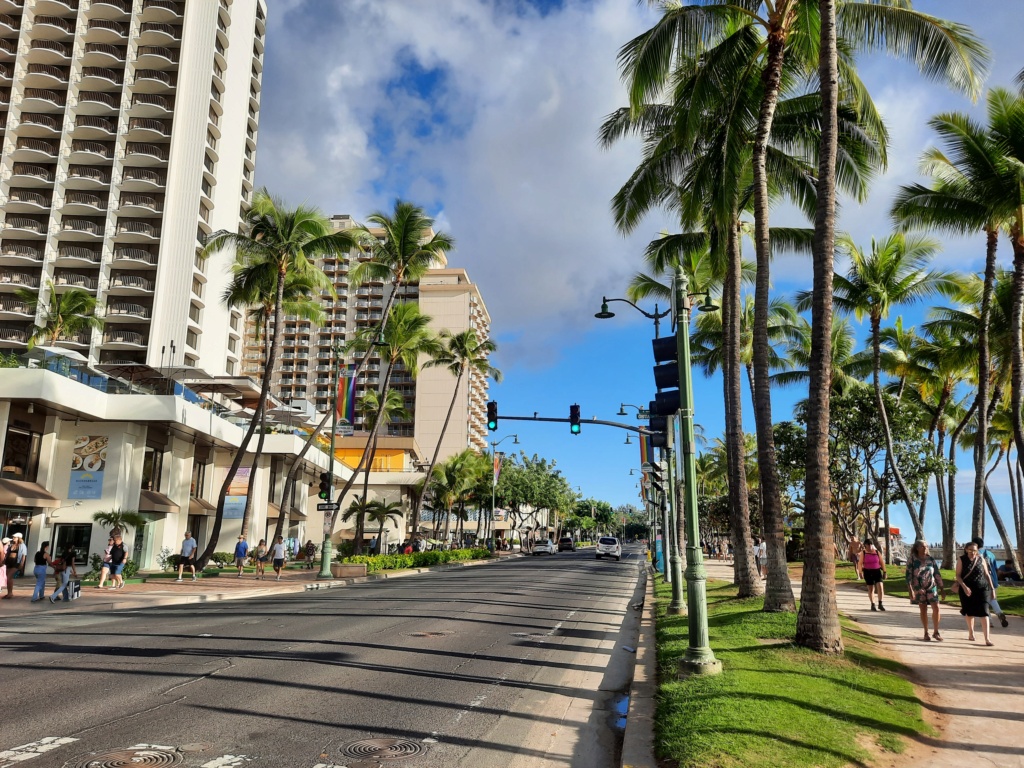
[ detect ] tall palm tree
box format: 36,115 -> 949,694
822,232 -> 958,540
198,190 -> 358,567
413,330 -> 501,522
17,283 -> 102,349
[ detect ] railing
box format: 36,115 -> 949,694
125,143 -> 168,161
122,168 -> 163,185
16,137 -> 58,155
144,0 -> 182,13
132,93 -> 170,110
27,63 -> 68,81
71,139 -> 112,157
0,328 -> 28,343
84,43 -> 126,60
64,191 -> 105,207
54,273 -> 97,289
137,45 -> 178,62
88,19 -> 128,36
62,219 -> 102,235
0,87 -> 8,104
113,247 -> 156,264
0,271 -> 39,287
5,218 -> 45,233
140,21 -> 179,38
34,16 -> 75,34
0,63 -> 10,78
0,14 -> 19,30
48,0 -> 78,9
1,244 -> 42,260
92,0 -> 131,10
30,39 -> 70,57
78,90 -> 119,108
120,193 -> 159,210
134,68 -> 172,86
107,303 -> 150,318
81,66 -> 122,84
109,274 -> 153,291
57,246 -> 101,263
0,297 -> 30,314
127,117 -> 169,135
23,88 -> 65,106
12,163 -> 54,181
21,112 -> 60,130
8,190 -> 48,206
75,115 -> 116,132
116,221 -> 158,237
104,330 -> 145,345
67,166 -> 110,183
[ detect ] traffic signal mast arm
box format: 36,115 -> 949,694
497,414 -> 656,435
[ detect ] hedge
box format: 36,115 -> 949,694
340,548 -> 491,573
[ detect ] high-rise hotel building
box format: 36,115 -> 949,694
243,213 -> 493,458
0,0 -> 267,376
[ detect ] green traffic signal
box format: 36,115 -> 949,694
569,404 -> 581,434
487,400 -> 498,431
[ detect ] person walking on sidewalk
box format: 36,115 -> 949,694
3,532 -> 26,599
956,541 -> 996,645
108,534 -> 128,590
862,539 -> 887,611
96,537 -> 113,589
30,542 -> 51,602
176,531 -> 198,582
271,536 -> 286,581
906,541 -> 944,641
254,539 -> 268,580
48,544 -> 78,603
233,535 -> 249,577
847,536 -> 864,580
304,540 -> 316,570
757,538 -> 768,580
973,537 -> 1009,629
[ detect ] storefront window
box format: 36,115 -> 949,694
141,447 -> 163,491
2,426 -> 41,482
190,460 -> 206,498
53,523 -> 92,565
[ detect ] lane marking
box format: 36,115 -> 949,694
200,756 -> 254,767
0,737 -> 78,767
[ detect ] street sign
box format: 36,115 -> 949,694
637,409 -> 651,419
335,424 -> 354,436
316,502 -> 340,512
641,462 -> 653,472
340,368 -> 356,378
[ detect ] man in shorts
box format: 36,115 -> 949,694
108,534 -> 128,590
176,531 -> 198,582
847,536 -> 863,580
271,535 -> 286,581
234,535 -> 249,577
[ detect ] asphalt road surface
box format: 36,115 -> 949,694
0,546 -> 645,768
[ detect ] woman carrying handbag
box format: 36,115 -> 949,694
956,541 -> 997,646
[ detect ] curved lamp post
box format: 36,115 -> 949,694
489,434 -> 519,547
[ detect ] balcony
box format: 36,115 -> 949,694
3,217 -> 46,236
10,163 -> 54,186
61,218 -> 104,240
124,142 -> 169,165
118,192 -> 161,214
65,165 -> 111,187
83,42 -> 126,65
120,167 -> 165,191
126,117 -> 169,140
53,272 -> 98,291
33,16 -> 75,39
107,274 -> 154,294
0,271 -> 40,289
77,90 -> 120,114
27,38 -> 70,63
22,88 -> 66,110
112,247 -> 156,268
115,220 -> 160,240
0,296 -> 32,319
0,243 -> 43,266
103,330 -> 146,348
87,18 -> 128,42
63,190 -> 107,213
130,92 -> 172,117
80,65 -> 123,89
90,0 -> 131,18
142,0 -> 182,20
0,87 -> 8,106
55,245 -> 101,265
19,111 -> 61,135
136,45 -> 178,68
14,137 -> 58,161
25,62 -> 68,86
74,114 -> 117,138
70,139 -> 114,163
133,68 -> 173,92
36,0 -> 78,14
0,61 -> 10,81
0,38 -> 16,59
6,189 -> 50,212
139,21 -> 180,44
106,302 -> 151,321
0,326 -> 29,345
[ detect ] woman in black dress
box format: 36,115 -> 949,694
956,541 -> 996,646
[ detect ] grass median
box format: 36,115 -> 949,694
653,577 -> 930,768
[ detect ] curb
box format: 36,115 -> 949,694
303,554 -> 521,590
621,564 -> 657,768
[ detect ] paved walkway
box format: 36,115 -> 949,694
703,561 -> 1024,768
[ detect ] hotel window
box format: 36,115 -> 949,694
1,424 -> 41,482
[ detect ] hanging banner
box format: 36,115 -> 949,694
336,365 -> 357,424
69,435 -> 108,499
493,451 -> 504,485
223,466 -> 250,519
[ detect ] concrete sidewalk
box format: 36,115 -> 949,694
703,560 -> 1024,768
0,555 -> 514,620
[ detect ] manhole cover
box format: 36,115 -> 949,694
69,746 -> 182,767
340,738 -> 426,760
405,631 -> 449,638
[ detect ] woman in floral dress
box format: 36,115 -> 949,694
906,540 -> 944,642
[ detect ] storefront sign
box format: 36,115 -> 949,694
69,435 -> 108,499
223,467 -> 250,519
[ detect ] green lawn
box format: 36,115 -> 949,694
654,578 -> 930,768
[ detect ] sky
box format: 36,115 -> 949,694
255,0 -> 1023,546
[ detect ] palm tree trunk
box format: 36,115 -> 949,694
796,0 -> 842,654
197,265 -> 286,569
724,219 -> 761,597
1009,233 -> 1024,521
240,402 -> 267,540
413,366 -> 465,522
973,229 -> 998,537
272,410 -> 331,545
944,400 -> 977,568
983,486 -> 1024,583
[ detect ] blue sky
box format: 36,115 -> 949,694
257,1 -> 1022,546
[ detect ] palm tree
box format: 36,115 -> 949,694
17,283 -> 102,349
340,496 -> 374,553
427,450 -> 480,546
822,232 -> 958,540
92,508 -> 148,537
365,499 -> 405,553
413,330 -> 501,522
198,190 -> 358,567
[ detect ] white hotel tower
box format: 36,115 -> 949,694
0,0 -> 267,375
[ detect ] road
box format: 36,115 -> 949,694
0,547 -> 645,768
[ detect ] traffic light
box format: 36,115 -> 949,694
569,404 -> 581,435
647,461 -> 665,505
318,471 -> 331,500
487,400 -> 498,431
652,336 -> 680,409
648,405 -> 669,449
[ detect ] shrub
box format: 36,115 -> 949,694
339,547 -> 491,573
211,551 -> 234,567
156,547 -> 174,572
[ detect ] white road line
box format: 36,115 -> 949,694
0,737 -> 78,767
200,755 -> 254,767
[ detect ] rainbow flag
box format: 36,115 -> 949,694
336,366 -> 357,423
639,434 -> 652,468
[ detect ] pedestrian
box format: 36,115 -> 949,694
271,535 -> 286,581
108,534 -> 128,590
0,537 -> 7,595
727,541 -> 733,562
956,540 -> 996,645
862,539 -> 887,611
96,536 -> 114,589
48,543 -> 78,603
3,532 -> 26,598
847,536 -> 864,580
30,542 -> 50,602
906,540 -> 944,641
757,537 -> 768,580
752,537 -> 762,578
233,535 -> 249,577
254,539 -> 268,580
176,530 -> 198,582
972,537 -> 1009,629
403,541 -> 413,555
304,539 -> 316,569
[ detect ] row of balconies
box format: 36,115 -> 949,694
0,268 -> 155,294
0,242 -> 157,267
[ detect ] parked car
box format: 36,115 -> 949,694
596,536 -> 621,561
558,536 -> 575,552
533,539 -> 557,555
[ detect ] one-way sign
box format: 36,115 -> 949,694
316,502 -> 340,512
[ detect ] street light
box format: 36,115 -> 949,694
595,297 -> 671,338
489,434 -> 519,548
673,265 -> 722,677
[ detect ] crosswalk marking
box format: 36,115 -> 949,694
0,737 -> 78,767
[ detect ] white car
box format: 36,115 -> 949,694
533,539 -> 557,555
595,536 -> 622,561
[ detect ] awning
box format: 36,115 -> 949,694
188,497 -> 216,516
139,489 -> 179,514
267,503 -> 306,520
0,479 -> 60,508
